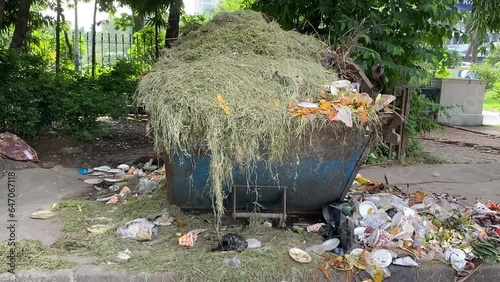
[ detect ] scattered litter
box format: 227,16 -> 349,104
305,238 -> 340,255
433,172 -> 440,177
306,223 -> 325,233
30,210 -> 55,219
138,178 -> 160,195
94,165 -> 112,172
84,179 -> 103,185
392,256 -> 418,267
444,249 -> 467,271
117,164 -> 130,171
0,132 -> 39,161
119,186 -> 131,198
143,158 -> 158,171
223,256 -> 242,269
117,218 -> 158,241
78,167 -> 92,175
178,232 -> 198,247
149,210 -> 174,226
117,251 -> 131,261
262,221 -> 272,228
289,248 -> 311,263
87,224 -> 110,234
108,184 -> 120,192
246,238 -> 262,249
214,233 -> 248,252
333,105 -> 353,127
371,249 -> 393,268
105,195 -> 119,204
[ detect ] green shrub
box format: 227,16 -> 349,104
0,49 -> 138,139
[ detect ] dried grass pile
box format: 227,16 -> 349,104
136,10 -> 367,227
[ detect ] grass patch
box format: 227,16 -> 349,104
0,240 -> 76,273
483,90 -> 500,111
37,184 -> 326,281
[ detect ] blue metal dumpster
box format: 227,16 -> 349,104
163,126 -> 376,212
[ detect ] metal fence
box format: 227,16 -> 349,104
70,32 -> 158,71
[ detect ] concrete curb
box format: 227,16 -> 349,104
0,266 -> 177,282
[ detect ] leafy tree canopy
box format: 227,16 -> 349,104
250,0 -> 464,85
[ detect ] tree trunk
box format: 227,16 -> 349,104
91,0 -> 97,77
61,14 -> 73,59
9,0 -> 34,49
0,0 -> 6,28
55,0 -> 61,73
165,0 -> 181,48
154,11 -> 159,59
133,12 -> 144,33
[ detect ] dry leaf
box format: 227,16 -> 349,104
274,98 -> 280,107
216,94 -> 230,115
361,112 -> 368,123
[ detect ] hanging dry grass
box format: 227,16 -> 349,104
135,10 -> 375,228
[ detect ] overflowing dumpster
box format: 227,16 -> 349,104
164,126 -> 377,212
137,10 -> 395,222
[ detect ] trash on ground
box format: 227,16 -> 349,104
119,186 -> 131,198
117,251 -> 131,261
246,238 -> 262,249
0,132 -> 39,161
117,218 -> 158,241
178,232 -> 198,247
214,233 -> 248,252
392,256 -> 418,267
306,223 -> 325,233
105,195 -> 119,204
223,256 -> 242,269
149,210 -> 174,226
30,210 -> 55,219
87,224 -> 110,234
138,178 -> 160,195
289,248 -> 312,263
84,179 -> 103,185
305,238 -> 339,255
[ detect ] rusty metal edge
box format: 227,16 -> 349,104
161,151 -> 175,204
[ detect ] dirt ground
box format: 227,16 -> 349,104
26,118 -> 156,169
23,119 -> 500,170
420,126 -> 500,164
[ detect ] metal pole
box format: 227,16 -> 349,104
74,0 -> 80,72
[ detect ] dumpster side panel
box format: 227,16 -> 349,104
168,129 -> 373,211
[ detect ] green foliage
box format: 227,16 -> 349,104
484,47 -> 500,67
129,26 -> 164,64
0,49 -> 140,139
180,15 -> 208,36
217,0 -> 255,11
250,0 -> 463,86
443,50 -> 463,69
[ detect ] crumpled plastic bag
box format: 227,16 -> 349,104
138,178 -> 160,195
213,233 -> 248,252
444,249 -> 467,271
116,218 -> 158,241
333,105 -> 353,128
179,232 -> 198,247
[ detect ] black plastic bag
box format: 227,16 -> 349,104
322,202 -> 355,251
213,233 -> 248,252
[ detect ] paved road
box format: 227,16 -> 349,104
483,110 -> 500,126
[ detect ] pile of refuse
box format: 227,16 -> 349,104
294,174 -> 500,281
78,158 -> 165,205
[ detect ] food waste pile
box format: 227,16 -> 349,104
297,174 -> 500,281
